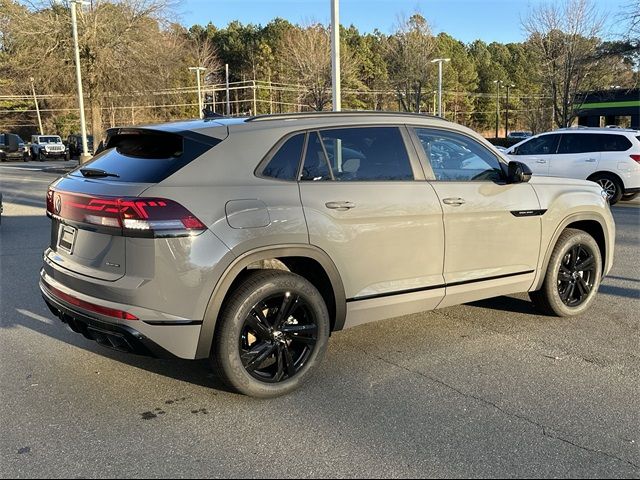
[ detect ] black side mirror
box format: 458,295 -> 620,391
507,161 -> 532,184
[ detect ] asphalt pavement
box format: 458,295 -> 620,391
1,161 -> 639,478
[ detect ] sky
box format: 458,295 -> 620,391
178,0 -> 631,44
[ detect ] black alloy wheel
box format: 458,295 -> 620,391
240,292 -> 318,383
557,244 -> 597,307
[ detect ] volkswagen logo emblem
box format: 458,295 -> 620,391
54,195 -> 62,215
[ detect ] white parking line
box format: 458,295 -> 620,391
0,166 -> 44,171
17,309 -> 54,325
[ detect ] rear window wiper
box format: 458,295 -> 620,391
79,168 -> 120,178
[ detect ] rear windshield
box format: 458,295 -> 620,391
70,130 -> 220,183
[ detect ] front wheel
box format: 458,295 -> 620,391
212,270 -> 330,398
530,228 -> 602,317
38,151 -> 45,162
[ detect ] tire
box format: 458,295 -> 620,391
38,151 -> 45,162
622,192 -> 639,202
590,173 -> 623,205
529,228 -> 602,317
211,270 -> 330,398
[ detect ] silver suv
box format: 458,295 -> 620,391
41,112 -> 615,397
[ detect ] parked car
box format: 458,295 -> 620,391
0,133 -> 28,162
31,135 -> 69,161
507,131 -> 533,141
66,134 -> 94,157
505,127 -> 640,204
41,112 -> 615,398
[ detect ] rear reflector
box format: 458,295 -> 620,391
46,189 -> 206,237
630,154 -> 640,163
42,279 -> 138,321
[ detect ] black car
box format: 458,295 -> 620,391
66,134 -> 94,157
0,133 -> 28,162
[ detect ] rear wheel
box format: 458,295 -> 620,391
622,192 -> 639,202
211,270 -> 330,398
590,173 -> 622,205
530,228 -> 602,317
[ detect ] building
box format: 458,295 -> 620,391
576,88 -> 639,129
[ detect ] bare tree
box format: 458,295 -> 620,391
386,14 -> 435,112
280,23 -> 357,111
2,0 -> 197,138
523,0 -> 607,127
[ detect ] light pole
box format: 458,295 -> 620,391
505,83 -> 515,139
331,0 -> 341,111
30,77 -> 43,135
432,91 -> 437,115
430,58 -> 450,117
225,63 -> 230,116
70,0 -> 90,163
493,80 -> 503,139
189,67 -> 206,118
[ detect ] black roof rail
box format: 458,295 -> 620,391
245,110 -> 448,122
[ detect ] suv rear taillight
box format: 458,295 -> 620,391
46,189 -> 206,238
630,154 -> 640,163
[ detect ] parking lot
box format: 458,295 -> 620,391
1,161 -> 638,478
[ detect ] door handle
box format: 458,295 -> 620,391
536,159 -> 547,164
585,158 -> 597,162
325,201 -> 356,211
442,197 -> 466,206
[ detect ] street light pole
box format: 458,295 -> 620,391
331,0 -> 341,111
430,58 -> 450,117
493,80 -> 503,139
505,83 -> 515,139
30,77 -> 43,135
225,63 -> 230,116
189,66 -> 206,118
70,0 -> 90,163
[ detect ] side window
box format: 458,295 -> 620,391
262,133 -> 305,181
0,134 -> 4,146
515,134 -> 560,155
558,134 -> 601,154
301,132 -> 332,181
414,128 -> 504,182
318,127 -> 414,181
599,134 -> 632,152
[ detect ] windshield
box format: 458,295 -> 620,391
40,136 -> 62,144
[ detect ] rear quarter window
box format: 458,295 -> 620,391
70,130 -> 220,183
261,133 -> 305,181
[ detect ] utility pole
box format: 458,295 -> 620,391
252,80 -> 257,115
70,0 -> 90,163
505,83 -> 515,139
493,80 -> 503,139
331,0 -> 341,111
430,58 -> 450,117
189,67 -> 206,118
29,77 -> 43,135
225,63 -> 230,116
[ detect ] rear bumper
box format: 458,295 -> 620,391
40,268 -> 204,359
42,287 -> 176,359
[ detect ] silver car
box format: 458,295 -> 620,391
41,112 -> 615,397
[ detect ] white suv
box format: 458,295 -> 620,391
30,135 -> 69,161
505,127 -> 640,204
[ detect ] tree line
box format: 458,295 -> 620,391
0,0 -> 637,140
